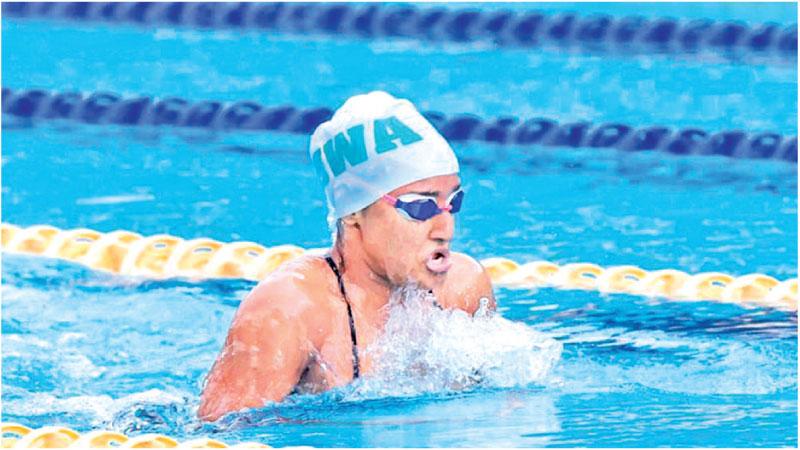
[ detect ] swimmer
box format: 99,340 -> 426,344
198,92 -> 496,421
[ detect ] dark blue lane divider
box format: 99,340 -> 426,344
3,2 -> 796,63
2,87 -> 796,162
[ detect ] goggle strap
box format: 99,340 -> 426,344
382,194 -> 398,206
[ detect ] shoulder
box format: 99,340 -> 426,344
239,256 -> 317,316
233,254 -> 338,341
438,252 -> 496,315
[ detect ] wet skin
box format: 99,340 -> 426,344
198,175 -> 496,421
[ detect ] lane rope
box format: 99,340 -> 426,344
2,2 -> 795,63
2,223 -> 796,311
0,421 -> 271,448
3,88 -> 796,162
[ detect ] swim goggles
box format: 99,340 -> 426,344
381,190 -> 464,221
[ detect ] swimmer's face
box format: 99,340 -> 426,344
356,174 -> 460,289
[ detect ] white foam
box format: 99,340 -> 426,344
554,339 -> 796,396
3,389 -> 187,427
628,342 -> 797,395
349,286 -> 562,399
59,352 -> 106,379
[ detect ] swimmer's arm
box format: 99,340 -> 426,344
442,253 -> 497,315
198,283 -> 311,422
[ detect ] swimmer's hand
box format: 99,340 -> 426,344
474,297 -> 494,318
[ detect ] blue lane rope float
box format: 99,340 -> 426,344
2,2 -> 796,63
3,87 -> 797,162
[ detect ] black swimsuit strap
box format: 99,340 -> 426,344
324,256 -> 360,379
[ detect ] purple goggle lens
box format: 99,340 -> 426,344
382,190 -> 464,221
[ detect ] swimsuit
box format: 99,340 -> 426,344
323,255 -> 447,381
324,255 -> 360,379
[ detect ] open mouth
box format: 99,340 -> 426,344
425,249 -> 452,274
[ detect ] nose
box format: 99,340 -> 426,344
428,209 -> 454,243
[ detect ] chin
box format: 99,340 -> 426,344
416,270 -> 447,290
394,264 -> 448,290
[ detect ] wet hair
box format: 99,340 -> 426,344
334,218 -> 346,272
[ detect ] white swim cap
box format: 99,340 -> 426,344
309,91 -> 459,224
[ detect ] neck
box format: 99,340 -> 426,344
330,227 -> 393,315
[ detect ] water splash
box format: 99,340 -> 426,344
1,388 -> 190,431
349,286 -> 562,400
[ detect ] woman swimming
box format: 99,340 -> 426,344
198,92 -> 496,421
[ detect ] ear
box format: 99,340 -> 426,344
341,211 -> 361,228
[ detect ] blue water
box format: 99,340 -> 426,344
2,4 -> 798,448
3,19 -> 797,134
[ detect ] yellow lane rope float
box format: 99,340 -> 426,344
0,422 -> 271,448
1,223 -> 796,310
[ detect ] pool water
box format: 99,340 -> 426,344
2,3 -> 798,447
